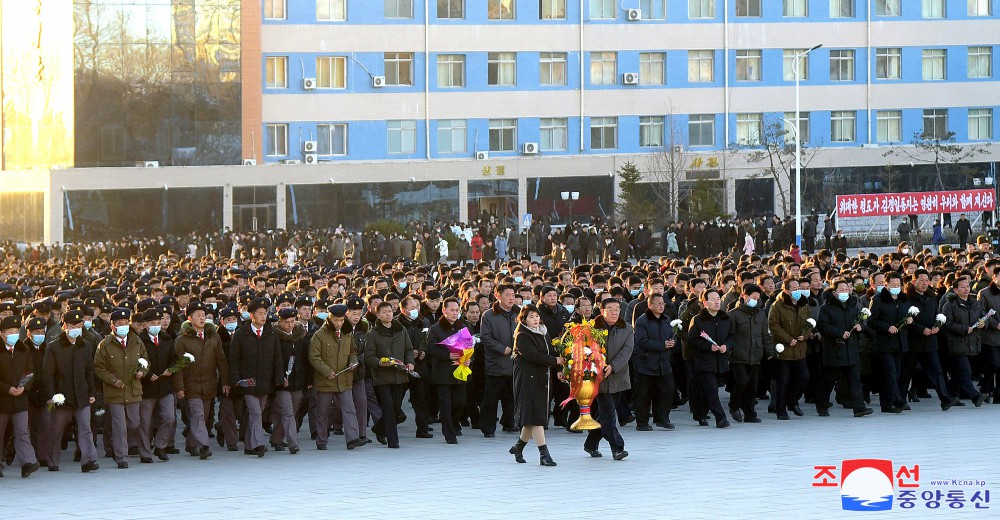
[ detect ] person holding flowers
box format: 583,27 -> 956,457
427,298 -> 469,445
941,276 -> 989,407
0,315 -> 41,478
174,301 -> 230,460
364,301 -> 414,449
137,308 -> 179,463
868,271 -> 913,414
43,309 -> 99,473
309,304 -> 365,451
509,304 -> 563,466
687,288 -> 734,428
767,278 -> 812,420
94,308 -> 148,469
903,270 -> 962,412
816,279 -> 873,418
632,293 -> 676,431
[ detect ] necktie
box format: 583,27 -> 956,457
198,331 -> 204,341
153,336 -> 159,346
335,330 -> 341,341
120,339 -> 126,348
256,328 -> 261,338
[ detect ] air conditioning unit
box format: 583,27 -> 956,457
280,159 -> 301,165
672,145 -> 683,154
626,8 -> 641,21
622,72 -> 639,85
242,159 -> 256,166
304,153 -> 318,164
522,142 -> 538,155
303,140 -> 317,153
372,76 -> 386,88
303,78 -> 316,90
135,160 -> 159,168
476,151 -> 489,160
861,143 -> 880,149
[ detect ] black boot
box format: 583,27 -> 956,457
538,445 -> 557,467
509,439 -> 527,463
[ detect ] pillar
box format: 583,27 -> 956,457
223,184 -> 233,231
517,176 -> 528,228
459,178 -> 469,223
45,186 -> 64,245
612,172 -> 622,223
276,183 -> 287,230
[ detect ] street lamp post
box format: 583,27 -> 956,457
561,191 -> 579,225
793,44 -> 823,248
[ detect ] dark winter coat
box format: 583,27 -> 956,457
426,315 -> 468,386
729,302 -> 772,365
364,320 -> 415,386
767,292 -> 811,360
276,322 -> 312,392
139,330 -> 180,400
512,323 -> 559,427
942,293 -> 986,356
594,315 -> 633,393
817,293 -> 863,367
905,285 -> 942,353
174,321 -> 229,400
868,289 -> 912,354
976,283 -> 1000,346
633,309 -> 674,375
687,308 -> 734,374
228,322 -> 284,396
0,340 -> 33,413
480,302 -> 519,377
43,333 -> 97,411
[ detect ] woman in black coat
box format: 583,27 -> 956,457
509,305 -> 563,467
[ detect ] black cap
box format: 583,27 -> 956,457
219,306 -> 238,319
110,308 -> 131,322
247,298 -> 270,314
63,310 -> 85,325
0,315 -> 21,331
328,304 -> 348,317
26,317 -> 47,331
186,301 -> 207,317
345,297 -> 365,311
277,307 -> 297,319
275,292 -> 295,306
32,298 -> 53,312
294,296 -> 313,308
142,308 -> 164,322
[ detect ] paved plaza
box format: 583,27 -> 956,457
3,393 -> 996,519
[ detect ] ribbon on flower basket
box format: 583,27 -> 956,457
439,327 -> 476,381
558,321 -> 607,408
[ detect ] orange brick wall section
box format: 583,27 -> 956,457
241,0 -> 262,162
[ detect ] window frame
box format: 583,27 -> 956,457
968,108 -> 993,140
264,0 -> 286,20
265,56 -> 288,88
436,54 -> 465,88
688,50 -> 714,82
736,49 -> 762,81
829,0 -> 854,18
384,0 -> 414,19
875,48 -> 901,80
489,118 -> 518,152
782,112 -> 810,144
639,52 -> 665,85
639,116 -> 665,147
640,0 -> 666,19
829,49 -> 855,81
437,0 -> 464,19
316,56 -> 347,89
968,46 -> 992,78
590,116 -> 618,150
317,123 -> 348,156
487,52 -> 517,86
540,117 -> 569,151
540,0 -> 566,19
968,0 -> 992,16
736,113 -> 762,146
539,52 -> 568,86
437,119 -> 467,154
590,51 -> 617,85
922,0 -> 946,18
688,0 -> 715,19
831,110 -> 857,142
316,0 -> 347,21
488,0 -> 516,20
384,52 -> 414,86
736,0 -> 762,17
783,49 -> 810,81
782,0 -> 808,17
590,0 -> 616,19
876,110 -> 902,142
689,114 -> 715,147
922,109 -> 949,139
875,0 -> 901,16
922,49 -> 947,80
265,123 -> 288,156
387,120 -> 417,154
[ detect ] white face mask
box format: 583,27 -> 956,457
564,304 -> 575,314
408,309 -> 419,320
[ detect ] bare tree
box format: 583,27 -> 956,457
735,116 -> 822,218
643,112 -> 705,221
883,131 -> 992,191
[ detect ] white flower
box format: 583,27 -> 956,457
584,347 -> 593,355
94,407 -> 105,417
138,358 -> 149,369
860,308 -> 872,318
52,393 -> 66,406
670,319 -> 683,328
775,344 -> 785,354
421,328 -> 429,333
183,352 -> 196,363
908,306 -> 921,316
935,314 -> 947,325
806,318 -> 817,328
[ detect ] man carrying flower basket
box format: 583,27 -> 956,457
94,308 -> 149,469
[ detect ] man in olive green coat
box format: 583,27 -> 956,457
94,308 -> 148,469
767,279 -> 812,420
309,304 -> 363,450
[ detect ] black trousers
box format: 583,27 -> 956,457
899,350 -> 952,403
685,360 -> 707,420
729,363 -> 759,417
584,392 -> 625,453
981,344 -> 1000,395
876,352 -> 904,410
407,377 -> 431,433
953,355 -> 982,400
819,364 -> 865,412
775,359 -> 810,414
480,375 -> 513,435
695,371 -> 727,421
435,384 -> 466,442
633,372 -> 675,425
374,383 -> 407,447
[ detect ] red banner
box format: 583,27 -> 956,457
836,189 -> 996,218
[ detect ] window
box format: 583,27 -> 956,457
100,125 -> 124,161
736,0 -> 761,17
736,113 -> 762,145
317,124 -> 347,155
688,50 -> 714,82
783,0 -> 807,16
266,124 -> 288,156
590,52 -> 617,85
875,0 -> 900,16
640,52 -> 665,85
969,46 -> 992,78
384,52 -> 414,85
922,49 -> 946,80
540,118 -> 568,151
922,109 -> 948,139
489,0 -> 515,20
540,53 -> 567,85
689,114 -> 714,146
736,50 -> 762,81
831,111 -> 856,142
316,56 -> 346,88
689,0 -> 715,18
385,0 -> 413,18
922,0 -> 945,18
489,119 -> 517,152
437,54 -> 465,87
265,0 -> 286,19
437,119 -> 466,153
829,50 -> 855,81
317,0 -> 346,21
876,110 -> 902,142
969,108 -> 993,140
830,0 -> 854,18
590,117 -> 617,149
875,48 -> 901,79
783,112 -> 810,143
783,49 -> 810,81
265,56 -> 287,88
540,0 -> 566,19
488,52 -> 516,86
438,0 -> 464,18
640,116 -> 664,147
969,0 -> 992,16
641,0 -> 666,19
387,120 -> 417,154
590,0 -> 615,19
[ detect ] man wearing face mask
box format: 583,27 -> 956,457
23,317 -> 52,467
229,298 -> 284,457
94,308 -> 148,469
398,295 -> 432,438
868,272 -> 912,414
767,279 -> 811,420
0,315 -> 41,478
728,284 -> 771,423
43,310 -> 99,473
816,279 -> 874,418
137,308 -> 178,463
174,301 -> 230,459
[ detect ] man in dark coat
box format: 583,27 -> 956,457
868,271 -> 913,414
0,316 -> 41,478
903,271 -> 961,411
270,307 -> 312,454
941,278 -> 988,407
137,308 -> 179,463
43,310 -> 99,472
364,302 -> 414,449
632,294 -> 676,430
816,281 -> 873,418
687,289 -> 734,428
228,298 -> 283,457
479,284 -> 519,437
728,284 -> 771,423
426,298 -> 468,444
24,317 -> 52,467
583,298 -> 633,461
398,295 -> 432,438
956,213 -> 972,250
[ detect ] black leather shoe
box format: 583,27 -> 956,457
730,409 -> 744,423
187,447 -> 199,457
227,446 -> 239,451
817,409 -> 830,417
881,407 -> 902,414
165,447 -> 180,455
584,448 -> 603,458
332,428 -> 344,436
483,432 -> 496,438
21,462 -> 40,478
790,405 -> 804,416
716,419 -> 731,429
346,438 -> 366,450
854,408 -> 874,417
777,413 -> 790,420
128,447 -> 139,457
900,404 -> 912,411
360,437 -> 373,445
416,431 -> 434,439
140,457 -> 153,464
636,423 -> 653,431
116,461 -> 128,469
270,443 -> 286,452
973,394 -> 987,407
81,462 -> 99,473
199,446 -> 212,460
316,445 -> 327,451
612,450 -> 629,461
289,446 -> 300,454
375,434 -> 387,445
620,414 -> 636,426
697,419 -> 709,427
745,416 -> 763,423
254,445 -> 266,457
941,398 -> 961,411
154,448 -> 169,461
655,422 -> 676,430
446,439 -> 458,444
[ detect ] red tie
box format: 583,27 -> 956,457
256,329 -> 261,338
153,336 -> 159,346
198,331 -> 204,341
335,330 -> 341,341
121,339 -> 126,348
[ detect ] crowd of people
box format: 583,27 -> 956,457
1,216 -> 999,478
